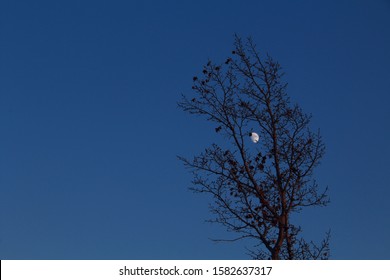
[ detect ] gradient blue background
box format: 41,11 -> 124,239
1,0 -> 389,259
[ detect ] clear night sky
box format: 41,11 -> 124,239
1,0 -> 389,260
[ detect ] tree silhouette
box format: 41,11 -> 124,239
178,36 -> 330,260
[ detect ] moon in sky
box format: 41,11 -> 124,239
249,132 -> 259,143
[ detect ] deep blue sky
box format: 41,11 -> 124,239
0,0 -> 389,260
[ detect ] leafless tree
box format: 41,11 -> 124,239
178,36 -> 330,260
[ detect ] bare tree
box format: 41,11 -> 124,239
178,36 -> 330,260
